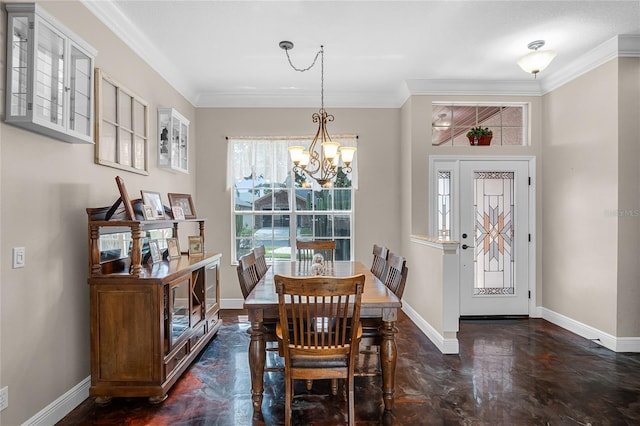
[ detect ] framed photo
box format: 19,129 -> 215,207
148,239 -> 162,263
142,204 -> 155,220
141,190 -> 165,219
188,235 -> 203,257
167,237 -> 181,259
115,176 -> 136,220
168,193 -> 196,219
172,205 -> 185,221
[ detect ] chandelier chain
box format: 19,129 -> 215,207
284,45 -> 325,110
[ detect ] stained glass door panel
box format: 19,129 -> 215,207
460,161 -> 529,316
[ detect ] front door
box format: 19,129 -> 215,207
459,160 -> 530,316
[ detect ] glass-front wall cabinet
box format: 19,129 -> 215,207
5,3 -> 96,144
158,108 -> 189,174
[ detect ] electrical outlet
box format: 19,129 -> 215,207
0,386 -> 8,411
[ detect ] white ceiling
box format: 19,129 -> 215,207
83,0 -> 640,108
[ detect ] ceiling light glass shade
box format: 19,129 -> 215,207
517,49 -> 557,75
322,141 -> 340,160
339,146 -> 356,166
288,146 -> 305,165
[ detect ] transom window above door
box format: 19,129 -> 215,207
431,103 -> 528,146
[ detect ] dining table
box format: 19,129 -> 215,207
243,260 -> 402,415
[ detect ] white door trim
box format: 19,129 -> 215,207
429,155 -> 537,317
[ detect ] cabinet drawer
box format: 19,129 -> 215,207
164,343 -> 188,377
207,312 -> 219,332
190,323 -> 206,348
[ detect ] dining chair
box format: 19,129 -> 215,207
296,240 -> 336,271
253,245 -> 269,279
237,251 -> 282,372
236,252 -> 260,299
370,244 -> 389,281
275,273 -> 364,426
358,253 -> 407,377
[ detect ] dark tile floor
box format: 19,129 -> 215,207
58,310 -> 640,425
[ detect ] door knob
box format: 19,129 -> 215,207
462,244 -> 471,250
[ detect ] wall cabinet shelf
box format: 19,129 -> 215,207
158,108 -> 189,173
5,3 -> 97,144
86,206 -> 220,403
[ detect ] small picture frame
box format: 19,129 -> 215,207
115,176 -> 135,220
172,205 -> 185,221
167,237 -> 181,259
188,235 -> 203,257
142,204 -> 155,220
148,239 -> 162,263
141,190 -> 165,219
168,193 -> 196,219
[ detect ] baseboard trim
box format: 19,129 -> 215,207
541,307 -> 640,353
24,376 -> 90,426
402,302 -> 459,354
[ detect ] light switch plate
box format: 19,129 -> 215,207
12,247 -> 25,268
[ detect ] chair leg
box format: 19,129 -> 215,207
285,377 -> 293,426
347,375 -> 355,426
331,378 -> 338,396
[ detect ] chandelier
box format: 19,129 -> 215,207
279,41 -> 356,187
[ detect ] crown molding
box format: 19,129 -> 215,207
405,79 -> 543,96
80,0 -> 199,105
541,34 -> 640,94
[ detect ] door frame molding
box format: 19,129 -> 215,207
429,155 -> 538,317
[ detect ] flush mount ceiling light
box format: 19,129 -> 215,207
280,41 -> 356,187
517,40 -> 557,78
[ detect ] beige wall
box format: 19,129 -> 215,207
194,107 -> 402,302
542,61 -> 620,335
0,2 -> 197,424
616,57 -> 640,337
401,93 -> 543,335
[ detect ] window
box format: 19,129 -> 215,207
228,137 -> 357,263
94,68 -> 149,175
432,103 -> 528,146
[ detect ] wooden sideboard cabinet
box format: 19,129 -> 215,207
86,205 -> 221,403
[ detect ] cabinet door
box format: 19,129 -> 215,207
68,42 -> 93,139
166,277 -> 190,352
34,17 -> 66,132
7,15 -> 30,118
205,260 -> 219,317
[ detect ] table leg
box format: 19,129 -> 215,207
379,319 -> 398,411
247,314 -> 266,414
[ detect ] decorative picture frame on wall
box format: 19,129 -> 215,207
168,193 -> 196,219
141,190 -> 165,219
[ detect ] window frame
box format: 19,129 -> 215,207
229,137 -> 356,264
431,102 -> 529,147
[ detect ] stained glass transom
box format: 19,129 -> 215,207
473,172 -> 514,295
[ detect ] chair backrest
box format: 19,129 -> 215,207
296,240 -> 336,269
237,252 -> 260,299
253,245 -> 268,279
370,244 -> 389,280
275,274 -> 364,359
384,252 -> 407,299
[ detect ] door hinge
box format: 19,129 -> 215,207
528,177 -> 531,185
528,234 -> 531,242
528,290 -> 531,299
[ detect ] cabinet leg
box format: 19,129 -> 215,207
148,394 -> 168,405
93,396 -> 112,406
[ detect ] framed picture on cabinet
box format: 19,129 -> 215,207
172,206 -> 185,221
141,190 -> 165,219
114,176 -> 136,220
167,238 -> 181,259
188,236 -> 203,257
142,204 -> 155,220
168,193 -> 196,219
148,239 -> 162,263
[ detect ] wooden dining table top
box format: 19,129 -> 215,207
243,260 -> 401,311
